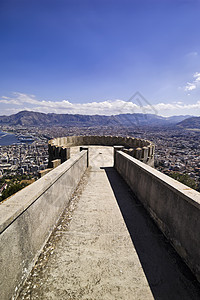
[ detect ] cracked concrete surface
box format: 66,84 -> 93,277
17,147 -> 200,300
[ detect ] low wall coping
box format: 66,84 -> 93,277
117,151 -> 200,209
0,150 -> 87,234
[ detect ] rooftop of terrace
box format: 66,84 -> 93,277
1,143 -> 200,300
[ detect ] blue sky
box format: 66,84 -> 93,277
1,0 -> 200,116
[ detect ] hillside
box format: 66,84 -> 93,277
177,116 -> 200,129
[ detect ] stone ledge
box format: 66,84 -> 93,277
115,150 -> 200,282
118,151 -> 200,208
0,150 -> 87,234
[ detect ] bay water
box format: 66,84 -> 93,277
0,130 -> 20,146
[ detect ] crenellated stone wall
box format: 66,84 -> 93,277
48,135 -> 155,167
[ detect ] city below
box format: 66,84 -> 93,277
0,113 -> 200,201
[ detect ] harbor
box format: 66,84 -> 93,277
0,131 -> 34,146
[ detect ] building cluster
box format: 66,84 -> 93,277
137,128 -> 200,186
0,142 -> 49,178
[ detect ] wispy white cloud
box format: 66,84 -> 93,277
185,82 -> 196,91
184,72 -> 200,91
194,72 -> 200,82
0,92 -> 200,117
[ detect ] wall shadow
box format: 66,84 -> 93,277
102,167 -> 200,300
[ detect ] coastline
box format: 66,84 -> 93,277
0,130 -> 20,146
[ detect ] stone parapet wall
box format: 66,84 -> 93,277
0,150 -> 88,300
48,135 -> 155,167
115,150 -> 200,283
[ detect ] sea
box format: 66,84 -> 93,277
0,130 -> 21,146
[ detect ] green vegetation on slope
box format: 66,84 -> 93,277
0,174 -> 35,203
167,172 -> 199,191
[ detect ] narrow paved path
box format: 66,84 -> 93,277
18,147 -> 200,300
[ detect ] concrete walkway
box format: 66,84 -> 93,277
18,147 -> 200,300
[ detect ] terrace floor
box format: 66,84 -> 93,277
18,147 -> 200,299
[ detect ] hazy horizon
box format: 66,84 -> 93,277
0,106 -> 197,118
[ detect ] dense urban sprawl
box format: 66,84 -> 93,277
0,124 -> 199,201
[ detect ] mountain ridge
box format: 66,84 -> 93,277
0,110 -> 193,127
177,116 -> 200,129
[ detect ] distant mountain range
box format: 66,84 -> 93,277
0,110 -> 194,127
177,116 -> 200,129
